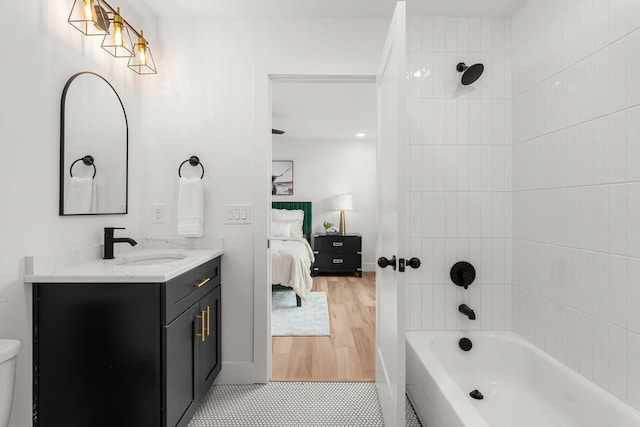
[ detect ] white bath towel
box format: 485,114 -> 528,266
65,177 -> 97,214
177,177 -> 204,237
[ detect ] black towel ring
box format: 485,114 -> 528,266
178,155 -> 205,179
69,155 -> 96,178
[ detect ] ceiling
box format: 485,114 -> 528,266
138,0 -> 526,18
137,0 -> 397,18
408,0 -> 526,17
272,81 -> 377,143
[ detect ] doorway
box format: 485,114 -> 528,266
269,78 -> 378,381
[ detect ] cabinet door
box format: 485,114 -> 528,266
34,283 -> 161,427
165,304 -> 201,427
199,286 -> 221,397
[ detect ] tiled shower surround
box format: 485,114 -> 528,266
512,0 -> 640,411
407,0 -> 640,413
405,15 -> 513,332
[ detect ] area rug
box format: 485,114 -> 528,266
271,291 -> 330,336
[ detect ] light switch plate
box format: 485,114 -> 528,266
224,204 -> 251,224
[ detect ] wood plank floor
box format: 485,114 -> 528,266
272,272 -> 376,382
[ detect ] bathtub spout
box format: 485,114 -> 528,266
458,304 -> 476,320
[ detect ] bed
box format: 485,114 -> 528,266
271,201 -> 314,307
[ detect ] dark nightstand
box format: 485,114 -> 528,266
312,233 -> 362,277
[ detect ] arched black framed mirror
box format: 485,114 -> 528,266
60,72 -> 128,215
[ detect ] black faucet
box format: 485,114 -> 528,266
103,227 -> 137,259
458,304 -> 476,320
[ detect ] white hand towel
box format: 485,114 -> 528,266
90,178 -> 98,213
177,177 -> 204,237
65,177 -> 95,214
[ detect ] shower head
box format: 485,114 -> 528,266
456,62 -> 484,86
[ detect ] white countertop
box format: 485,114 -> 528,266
24,248 -> 224,283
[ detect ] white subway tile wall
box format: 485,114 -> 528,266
512,0 -> 640,411
405,16 -> 513,333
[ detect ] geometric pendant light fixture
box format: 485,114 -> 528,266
101,7 -> 134,58
127,30 -> 157,75
68,0 -> 157,75
68,0 -> 110,36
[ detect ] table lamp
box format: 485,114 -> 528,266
332,194 -> 353,235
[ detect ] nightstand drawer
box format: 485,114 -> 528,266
313,235 -> 361,253
314,253 -> 361,271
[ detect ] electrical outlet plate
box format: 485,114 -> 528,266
152,203 -> 166,224
224,204 -> 251,224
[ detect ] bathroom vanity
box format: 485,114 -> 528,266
27,249 -> 223,427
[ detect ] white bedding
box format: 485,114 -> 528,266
271,237 -> 315,301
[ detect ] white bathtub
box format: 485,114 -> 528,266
406,331 -> 640,427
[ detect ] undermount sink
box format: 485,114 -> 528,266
117,252 -> 188,266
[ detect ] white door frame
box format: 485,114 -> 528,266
252,61 -> 377,382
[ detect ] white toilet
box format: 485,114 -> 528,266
0,340 -> 20,427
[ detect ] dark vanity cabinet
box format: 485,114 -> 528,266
33,256 -> 222,427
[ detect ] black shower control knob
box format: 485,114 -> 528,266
450,261 -> 476,288
377,256 -> 397,270
462,272 -> 473,284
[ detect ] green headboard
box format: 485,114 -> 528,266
272,201 -> 312,240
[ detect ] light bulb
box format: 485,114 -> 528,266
81,0 -> 93,20
112,22 -> 123,46
136,31 -> 148,65
137,44 -> 147,65
111,9 -> 124,47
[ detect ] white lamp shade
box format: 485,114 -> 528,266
332,194 -> 353,211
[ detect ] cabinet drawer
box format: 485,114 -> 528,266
313,235 -> 361,253
314,253 -> 361,271
165,257 -> 221,323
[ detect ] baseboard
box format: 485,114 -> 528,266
213,362 -> 256,384
362,262 -> 375,272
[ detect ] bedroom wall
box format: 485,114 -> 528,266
272,138 -> 377,271
404,15 -> 513,332
511,0 -> 640,409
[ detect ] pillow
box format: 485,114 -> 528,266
271,209 -> 304,237
272,221 -> 292,237
271,220 -> 303,238
280,220 -> 303,238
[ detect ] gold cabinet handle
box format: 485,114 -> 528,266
194,277 -> 211,288
206,305 -> 210,336
332,258 -> 344,264
196,311 -> 206,342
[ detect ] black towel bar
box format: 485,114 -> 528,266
178,155 -> 204,179
69,155 -> 96,178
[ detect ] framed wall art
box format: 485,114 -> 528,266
272,160 -> 293,195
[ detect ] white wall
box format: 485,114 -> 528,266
272,138 -> 377,270
512,0 -> 640,410
140,16 -> 388,382
404,16 -> 513,332
0,1 -> 153,425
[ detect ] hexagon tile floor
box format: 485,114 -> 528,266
188,382 -> 422,426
